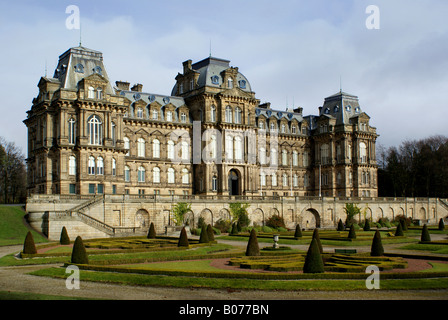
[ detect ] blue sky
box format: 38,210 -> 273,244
1,0 -> 447,153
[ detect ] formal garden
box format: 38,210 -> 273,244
2,203 -> 448,292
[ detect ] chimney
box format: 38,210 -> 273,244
115,81 -> 130,91
131,83 -> 143,92
183,60 -> 192,74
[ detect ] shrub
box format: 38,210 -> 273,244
206,224 -> 215,242
147,222 -> 156,239
363,220 -> 370,231
245,229 -> 260,256
348,224 -> 357,239
178,227 -> 190,247
265,214 -> 286,229
262,226 -> 274,233
60,226 -> 70,245
294,224 -> 302,239
421,224 -> 431,242
229,202 -> 250,229
312,228 -> 323,254
337,219 -> 344,231
23,231 -> 37,255
199,223 -> 209,243
214,219 -> 231,233
439,218 -> 445,231
395,215 -> 410,231
71,236 -> 89,264
370,230 -> 384,256
395,222 -> 404,237
303,238 -> 324,273
230,222 -> 239,235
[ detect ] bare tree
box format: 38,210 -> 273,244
0,137 -> 26,203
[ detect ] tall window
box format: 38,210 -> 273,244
69,156 -> 76,175
96,87 -> 102,99
87,115 -> 102,145
168,168 -> 175,184
270,148 -> 278,165
166,111 -> 173,122
138,166 -> 145,182
272,173 -> 277,187
303,151 -> 309,167
111,122 -> 116,146
259,121 -> 265,130
281,124 -> 286,133
137,138 -> 145,157
182,168 -> 189,184
321,144 -> 329,165
227,77 -> 233,89
260,171 -> 266,186
124,137 -> 130,156
124,166 -> 130,182
234,136 -> 243,160
210,105 -> 216,122
88,156 -> 95,175
282,173 -> 288,187
282,149 -> 288,166
304,174 -> 309,187
210,135 -> 217,159
292,151 -> 298,166
136,108 -> 143,119
97,157 -> 104,175
153,167 -> 160,183
180,112 -> 187,123
112,158 -> 116,176
152,139 -> 160,158
291,125 -> 296,134
225,106 -> 232,123
212,176 -> 218,191
234,107 -> 242,124
181,141 -> 189,160
225,135 -> 233,160
270,122 -> 275,132
360,142 -> 367,163
293,174 -> 298,187
259,147 -> 266,165
167,140 -> 174,159
68,118 -> 76,145
152,109 -> 158,120
88,86 -> 95,99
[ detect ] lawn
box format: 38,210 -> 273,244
0,205 -> 48,246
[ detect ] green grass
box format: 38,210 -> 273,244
399,243 -> 448,254
0,205 -> 48,246
0,290 -> 92,300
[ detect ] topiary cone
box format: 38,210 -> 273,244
60,226 -> 70,245
23,231 -> 37,255
312,228 -> 323,254
421,224 -> 431,242
395,222 -> 404,236
294,224 -> 302,239
370,230 -> 384,256
363,220 -> 370,231
147,222 -> 156,239
206,224 -> 215,242
178,226 -> 190,247
348,224 -> 357,239
245,228 -> 260,256
303,237 -> 325,273
71,236 -> 89,264
337,219 -> 344,231
439,218 -> 445,231
199,223 -> 209,243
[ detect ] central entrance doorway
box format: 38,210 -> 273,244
228,169 -> 240,196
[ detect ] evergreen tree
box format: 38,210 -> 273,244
303,238 -> 325,273
206,224 -> 215,242
230,222 -> 239,235
312,228 -> 323,254
147,222 -> 156,239
23,231 -> 37,255
178,226 -> 190,247
421,224 -> 431,242
439,218 -> 445,231
363,219 -> 370,231
337,219 -> 345,231
348,224 -> 357,239
199,223 -> 209,243
370,230 -> 384,256
395,222 -> 404,236
245,228 -> 260,256
70,236 -> 89,264
294,224 -> 302,239
60,226 -> 70,245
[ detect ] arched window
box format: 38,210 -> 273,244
234,107 -> 242,124
167,140 -> 174,159
303,151 -> 309,167
259,121 -> 265,130
180,112 -> 187,123
88,156 -> 95,175
210,105 -> 216,122
166,111 -> 173,122
87,115 -> 102,145
270,122 -> 276,132
291,125 -> 296,134
272,173 -> 277,186
260,171 -> 266,187
124,137 -> 130,156
137,138 -> 145,157
138,166 -> 145,182
225,106 -> 232,123
88,86 -> 95,99
259,147 -> 266,165
210,135 -> 217,159
69,156 -> 76,175
97,157 -> 104,175
167,168 -> 175,184
270,148 -> 278,165
181,141 -> 189,160
293,174 -> 298,187
359,142 -> 367,163
282,149 -> 288,166
182,168 -> 189,184
96,87 -> 102,100
227,77 -> 233,89
235,136 -> 243,160
68,118 -> 76,145
152,139 -> 160,158
282,173 -> 288,187
225,135 -> 233,160
112,158 -> 116,176
153,167 -> 160,183
281,124 -> 286,133
137,108 -> 143,118
124,165 -> 130,182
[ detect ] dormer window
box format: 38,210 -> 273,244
88,86 -> 95,99
136,108 -> 143,118
190,79 -> 194,91
324,107 -> 330,114
355,107 -> 360,113
211,75 -> 219,85
346,105 -> 352,112
227,77 -> 233,89
93,66 -> 102,75
238,80 -> 246,89
166,111 -> 173,122
74,63 -> 84,73
334,105 -> 339,112
96,87 -> 102,99
152,109 -> 158,120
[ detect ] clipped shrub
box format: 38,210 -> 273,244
199,224 -> 209,243
206,224 -> 215,242
363,220 -> 370,231
71,236 -> 89,264
245,229 -> 260,256
294,224 -> 302,239
421,224 -> 431,242
303,238 -> 324,273
337,219 -> 344,231
348,224 -> 357,239
178,227 -> 190,247
439,218 -> 445,231
395,222 -> 404,236
262,225 -> 274,233
230,222 -> 239,235
60,226 -> 70,245
23,231 -> 37,255
147,222 -> 156,239
370,230 -> 384,256
312,228 -> 323,254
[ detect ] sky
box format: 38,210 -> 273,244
1,0 -> 447,155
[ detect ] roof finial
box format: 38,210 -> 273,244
79,20 -> 82,47
45,59 -> 47,77
339,75 -> 342,93
209,39 -> 212,57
